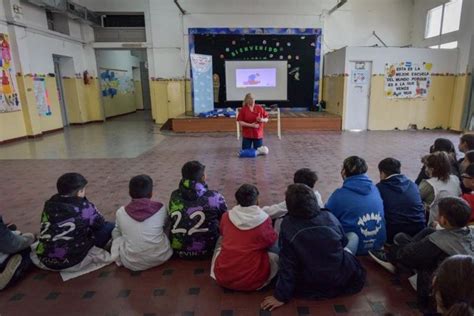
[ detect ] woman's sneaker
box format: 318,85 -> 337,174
0,254 -> 22,290
368,250 -> 396,274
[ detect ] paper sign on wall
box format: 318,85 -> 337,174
100,68 -> 134,98
384,62 -> 432,98
34,77 -> 52,116
0,33 -> 20,113
190,53 -> 214,115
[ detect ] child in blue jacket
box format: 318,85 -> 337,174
376,158 -> 425,243
326,156 -> 386,255
261,184 -> 366,311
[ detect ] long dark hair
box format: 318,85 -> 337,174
433,255 -> 474,316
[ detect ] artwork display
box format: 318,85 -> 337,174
34,77 -> 52,116
0,33 -> 20,113
190,54 -> 214,115
384,61 -> 433,98
100,68 -> 134,98
189,28 -> 322,108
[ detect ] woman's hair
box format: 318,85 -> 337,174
424,151 -> 452,182
464,150 -> 474,164
243,93 -> 255,106
433,255 -> 474,316
342,156 -> 368,177
431,138 -> 456,154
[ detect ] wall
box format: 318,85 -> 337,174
0,25 -> 27,142
142,0 -> 414,79
0,0 -> 103,141
338,47 -> 461,131
96,50 -> 141,117
322,48 -> 346,120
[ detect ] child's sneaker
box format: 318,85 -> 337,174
0,254 -> 22,290
368,249 -> 396,274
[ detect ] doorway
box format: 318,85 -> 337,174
53,55 -> 72,126
95,48 -> 151,119
345,61 -> 373,131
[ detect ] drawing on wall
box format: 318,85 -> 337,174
100,68 -> 134,98
0,33 -> 20,113
384,61 -> 432,98
34,77 -> 52,116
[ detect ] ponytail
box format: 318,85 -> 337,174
445,301 -> 473,316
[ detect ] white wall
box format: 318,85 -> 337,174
344,46 -> 458,74
324,48 -> 346,75
95,50 -> 140,74
1,1 -> 97,75
145,0 -> 415,78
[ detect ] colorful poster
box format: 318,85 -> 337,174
384,61 -> 433,98
34,77 -> 52,116
0,33 -> 20,113
100,68 -> 134,98
190,53 -> 213,115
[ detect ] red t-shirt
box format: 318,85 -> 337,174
462,193 -> 474,222
237,105 -> 269,139
214,213 -> 277,291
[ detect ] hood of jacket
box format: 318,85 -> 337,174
343,174 -> 374,196
429,227 -> 474,256
379,174 -> 412,193
178,179 -> 209,201
125,198 -> 163,222
228,205 -> 269,230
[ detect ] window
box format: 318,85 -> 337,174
440,41 -> 458,49
425,5 -> 443,38
442,0 -> 463,34
424,0 -> 463,39
429,41 -> 458,49
45,9 -> 70,35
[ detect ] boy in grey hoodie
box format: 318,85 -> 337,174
370,197 -> 474,313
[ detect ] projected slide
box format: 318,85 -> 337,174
236,68 -> 277,88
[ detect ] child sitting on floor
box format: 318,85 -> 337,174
111,175 -> 172,271
34,173 -> 114,271
376,158 -> 425,243
325,156 -> 386,255
262,168 -> 324,221
261,184 -> 366,311
460,164 -> 474,223
168,161 -> 227,259
211,184 -> 278,291
369,197 -> 474,313
0,216 -> 35,290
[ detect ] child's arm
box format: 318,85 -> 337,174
216,193 -> 228,220
0,217 -> 34,254
262,201 -> 288,219
259,218 -> 278,248
86,202 -> 106,230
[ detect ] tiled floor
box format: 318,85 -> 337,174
0,113 -> 462,315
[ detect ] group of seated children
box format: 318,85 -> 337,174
1,135 -> 474,315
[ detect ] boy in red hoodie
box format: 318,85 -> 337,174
211,184 -> 278,291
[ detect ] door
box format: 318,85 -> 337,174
140,61 -> 152,110
345,61 -> 372,131
53,58 -> 69,126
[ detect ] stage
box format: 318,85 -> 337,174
170,111 -> 342,133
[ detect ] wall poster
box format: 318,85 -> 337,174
0,33 -> 20,113
34,77 -> 52,116
384,61 -> 432,98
